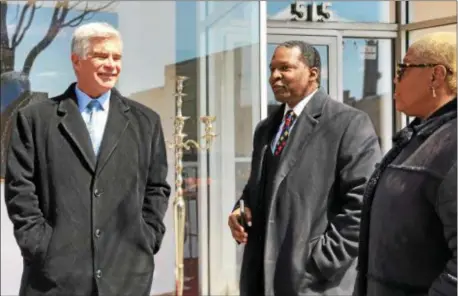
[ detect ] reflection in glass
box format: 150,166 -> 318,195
409,24 -> 457,44
342,38 -> 393,153
234,45 -> 259,158
182,163 -> 200,294
1,1 -> 259,295
0,1 -> 118,178
203,2 -> 260,295
408,1 -> 457,23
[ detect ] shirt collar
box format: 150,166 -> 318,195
75,84 -> 111,112
284,88 -> 318,118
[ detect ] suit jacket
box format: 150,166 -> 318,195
237,89 -> 382,296
4,83 -> 171,296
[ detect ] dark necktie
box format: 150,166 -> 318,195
274,110 -> 297,156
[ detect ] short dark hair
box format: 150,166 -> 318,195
278,40 -> 322,85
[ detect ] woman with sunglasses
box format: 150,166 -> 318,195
354,32 -> 457,296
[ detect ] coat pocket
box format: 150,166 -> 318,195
37,228 -> 54,268
141,219 -> 157,255
304,236 -> 326,283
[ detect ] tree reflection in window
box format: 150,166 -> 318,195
0,1 -> 118,178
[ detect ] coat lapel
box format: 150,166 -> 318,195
262,104 -> 286,148
95,90 -> 130,177
57,85 -> 96,173
271,89 -> 327,199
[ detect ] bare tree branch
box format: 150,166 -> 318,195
65,13 -> 92,27
55,0 -> 70,10
13,3 -> 20,21
35,1 -> 44,10
21,0 -> 116,76
68,1 -> 86,11
11,4 -> 30,46
11,3 -> 36,48
21,2 -> 68,76
61,1 -> 115,27
0,2 -> 9,49
13,4 -> 36,47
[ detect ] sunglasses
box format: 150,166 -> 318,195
396,63 -> 452,81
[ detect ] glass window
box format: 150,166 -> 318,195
234,45 -> 260,159
0,1 -> 261,296
1,2 -> 118,176
408,1 -> 457,23
342,38 -> 394,153
201,3 -> 260,293
408,24 -> 457,44
206,1 -> 240,17
267,1 -> 396,23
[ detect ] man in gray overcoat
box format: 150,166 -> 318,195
228,40 -> 381,296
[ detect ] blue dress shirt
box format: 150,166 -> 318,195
75,85 -> 110,155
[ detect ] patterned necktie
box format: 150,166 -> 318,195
86,100 -> 102,156
274,110 -> 297,156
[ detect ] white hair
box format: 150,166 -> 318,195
71,22 -> 122,58
411,32 -> 456,93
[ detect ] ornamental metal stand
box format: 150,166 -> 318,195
168,76 -> 216,296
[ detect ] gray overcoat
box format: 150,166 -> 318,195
236,89 -> 381,296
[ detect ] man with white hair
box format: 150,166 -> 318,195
4,22 -> 171,296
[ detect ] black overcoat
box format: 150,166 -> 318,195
5,84 -> 171,296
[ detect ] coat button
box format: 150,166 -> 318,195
94,189 -> 102,198
95,229 -> 101,238
96,269 -> 102,279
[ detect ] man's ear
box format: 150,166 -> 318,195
71,53 -> 80,70
310,67 -> 320,83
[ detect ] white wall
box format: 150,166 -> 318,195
1,2 -> 177,295
1,183 -> 23,296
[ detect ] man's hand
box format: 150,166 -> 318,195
228,207 -> 252,244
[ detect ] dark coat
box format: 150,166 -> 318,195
236,89 -> 382,296
355,99 -> 457,296
4,84 -> 171,296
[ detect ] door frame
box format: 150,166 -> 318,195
267,32 -> 342,104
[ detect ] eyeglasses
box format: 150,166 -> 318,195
396,63 -> 453,81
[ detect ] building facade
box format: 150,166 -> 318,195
0,1 -> 456,295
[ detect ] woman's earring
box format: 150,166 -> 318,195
432,87 -> 436,98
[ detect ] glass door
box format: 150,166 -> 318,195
266,34 -> 341,116
197,2 -> 261,295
